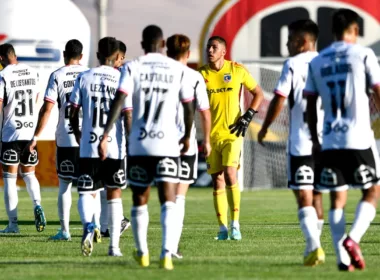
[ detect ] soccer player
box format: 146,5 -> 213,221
0,43 -> 46,233
257,19 -> 325,266
26,39 -> 88,241
99,39 -> 130,238
305,8 -> 380,271
98,25 -> 194,270
198,36 -> 263,240
166,34 -> 211,258
69,37 -> 129,257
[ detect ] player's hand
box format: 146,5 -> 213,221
229,108 -> 257,137
26,139 -> 37,153
74,131 -> 81,146
257,129 -> 267,146
179,137 -> 190,155
98,136 -> 108,161
203,141 -> 212,157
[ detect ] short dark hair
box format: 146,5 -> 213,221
0,43 -> 16,57
288,19 -> 319,41
118,40 -> 127,54
65,39 -> 83,59
142,25 -> 163,45
98,37 -> 119,58
208,36 -> 227,47
332,9 -> 360,37
166,34 -> 191,59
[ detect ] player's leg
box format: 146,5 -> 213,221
173,154 -> 197,258
50,146 -> 77,240
320,150 -> 352,270
343,146 -> 380,270
222,139 -> 243,240
313,190 -> 324,238
0,148 -> 19,233
128,156 -> 152,267
76,158 -> 102,256
103,158 -> 127,257
208,143 -> 228,239
289,154 -> 324,265
92,185 -> 102,243
99,189 -> 109,236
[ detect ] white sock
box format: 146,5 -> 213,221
3,172 -> 18,226
58,178 -> 72,233
174,195 -> 185,252
100,189 -> 108,232
349,201 -> 376,243
108,198 -> 123,250
231,220 -> 240,230
329,209 -> 351,265
317,219 -> 324,239
77,194 -> 95,227
131,204 -> 149,255
160,201 -> 177,257
22,172 -> 41,207
298,206 -> 321,255
92,193 -> 101,229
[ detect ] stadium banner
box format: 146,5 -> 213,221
198,0 -> 380,188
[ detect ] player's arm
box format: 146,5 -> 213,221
180,101 -> 194,154
69,75 -> 83,145
195,77 -> 211,156
229,66 -> 264,137
0,77 -> 4,115
304,64 -> 320,147
258,60 -> 292,145
365,49 -> 380,111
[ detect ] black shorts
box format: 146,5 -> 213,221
76,157 -> 126,194
317,145 -> 380,191
287,154 -> 315,190
56,146 -> 79,180
179,154 -> 197,184
0,141 -> 38,166
127,156 -> 179,187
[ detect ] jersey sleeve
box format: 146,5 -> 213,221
303,64 -> 318,96
195,73 -> 209,111
0,76 -> 5,101
180,69 -> 194,103
118,62 -> 134,95
44,72 -> 58,104
122,92 -> 133,112
69,74 -> 82,108
240,64 -> 258,91
364,48 -> 380,89
274,60 -> 292,97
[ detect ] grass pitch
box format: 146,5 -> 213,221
0,188 -> 379,280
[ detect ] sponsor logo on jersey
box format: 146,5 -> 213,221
207,87 -> 233,94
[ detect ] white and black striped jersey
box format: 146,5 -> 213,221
44,64 -> 89,147
304,42 -> 380,150
118,53 -> 194,157
274,51 -> 323,156
176,66 -> 209,156
70,65 -> 130,159
0,63 -> 39,142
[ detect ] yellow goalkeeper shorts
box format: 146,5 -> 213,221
206,138 -> 242,174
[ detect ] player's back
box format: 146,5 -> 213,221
176,66 -> 209,155
71,65 -> 121,158
307,42 -> 378,150
125,53 -> 191,157
45,64 -> 89,147
0,63 -> 39,142
278,51 -> 321,155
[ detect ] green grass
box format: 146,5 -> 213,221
0,188 -> 379,280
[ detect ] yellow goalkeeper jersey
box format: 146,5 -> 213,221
199,60 -> 257,141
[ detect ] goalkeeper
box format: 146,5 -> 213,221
199,36 -> 263,240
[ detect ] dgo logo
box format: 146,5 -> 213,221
200,0 -> 380,63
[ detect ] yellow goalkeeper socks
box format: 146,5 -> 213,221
213,189 -> 228,231
226,183 -> 240,223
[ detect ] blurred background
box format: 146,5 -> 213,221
1,0 -> 379,189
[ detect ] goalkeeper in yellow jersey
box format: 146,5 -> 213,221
199,36 -> 264,240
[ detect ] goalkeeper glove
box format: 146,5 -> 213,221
229,108 -> 257,137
